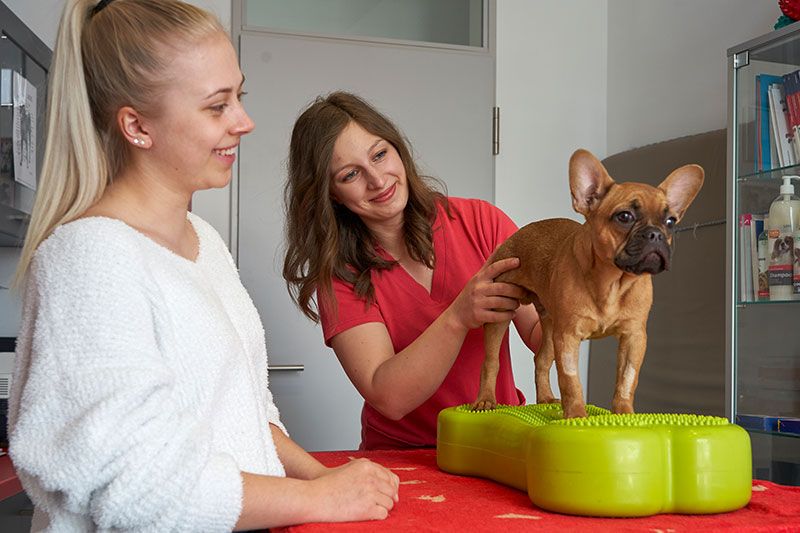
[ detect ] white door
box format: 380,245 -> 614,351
237,26 -> 495,451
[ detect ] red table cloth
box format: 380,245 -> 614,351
275,448 -> 800,532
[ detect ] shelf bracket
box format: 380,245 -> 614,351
733,50 -> 749,69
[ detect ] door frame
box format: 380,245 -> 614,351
228,0 -> 496,261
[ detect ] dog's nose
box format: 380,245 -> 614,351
642,227 -> 664,243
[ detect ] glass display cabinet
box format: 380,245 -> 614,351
0,1 -> 50,247
727,24 -> 800,486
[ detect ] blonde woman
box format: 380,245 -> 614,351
8,1 -> 398,531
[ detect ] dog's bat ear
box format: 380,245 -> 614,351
658,164 -> 704,221
569,149 -> 615,217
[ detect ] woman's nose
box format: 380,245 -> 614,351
364,169 -> 386,189
232,105 -> 255,135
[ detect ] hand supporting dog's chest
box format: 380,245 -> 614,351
472,148 -> 704,418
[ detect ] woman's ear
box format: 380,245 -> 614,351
117,106 -> 152,149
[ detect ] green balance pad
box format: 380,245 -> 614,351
436,403 -> 752,517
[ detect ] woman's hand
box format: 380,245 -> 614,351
309,458 -> 400,522
448,257 -> 527,331
235,458 -> 399,529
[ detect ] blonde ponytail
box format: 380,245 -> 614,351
14,0 -> 223,285
15,0 -> 107,286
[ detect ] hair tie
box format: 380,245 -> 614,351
91,0 -> 116,17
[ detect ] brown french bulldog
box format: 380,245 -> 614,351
473,149 -> 704,418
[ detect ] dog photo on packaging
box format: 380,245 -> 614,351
474,149 -> 704,419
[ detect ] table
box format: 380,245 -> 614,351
0,455 -> 22,502
275,448 -> 800,533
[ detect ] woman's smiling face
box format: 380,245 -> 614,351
328,121 -> 408,227
139,32 -> 255,193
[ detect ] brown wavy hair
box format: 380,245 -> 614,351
283,92 -> 448,322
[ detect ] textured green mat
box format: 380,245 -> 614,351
437,403 -> 752,517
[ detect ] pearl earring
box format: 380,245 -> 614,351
133,138 -> 144,146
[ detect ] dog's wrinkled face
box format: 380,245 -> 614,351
593,183 -> 676,275
568,149 -> 704,277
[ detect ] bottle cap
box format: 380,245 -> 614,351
780,175 -> 799,195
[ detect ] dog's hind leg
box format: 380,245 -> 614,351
473,320 -> 511,411
534,319 -> 557,404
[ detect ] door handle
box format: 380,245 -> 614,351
268,364 -> 305,372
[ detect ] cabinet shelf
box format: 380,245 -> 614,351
736,414 -> 800,439
735,298 -> 800,306
747,430 -> 800,439
738,163 -> 800,181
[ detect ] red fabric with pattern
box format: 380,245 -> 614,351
780,0 -> 800,21
274,449 -> 800,533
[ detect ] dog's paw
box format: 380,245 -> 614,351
537,395 -> 559,405
471,399 -> 497,411
611,400 -> 634,415
562,403 -> 588,419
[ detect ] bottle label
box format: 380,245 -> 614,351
757,236 -> 770,299
768,230 -> 794,292
794,230 -> 800,296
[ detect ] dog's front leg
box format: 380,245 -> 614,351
553,331 -> 586,418
612,327 -> 647,414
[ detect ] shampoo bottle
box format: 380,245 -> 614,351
767,176 -> 800,300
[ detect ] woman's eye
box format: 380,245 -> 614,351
210,103 -> 228,113
615,211 -> 634,224
238,91 -> 248,101
665,216 -> 677,229
341,169 -> 358,182
373,149 -> 387,162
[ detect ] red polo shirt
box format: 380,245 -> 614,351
320,197 -> 525,449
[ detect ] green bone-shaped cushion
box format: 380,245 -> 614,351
436,403 -> 752,517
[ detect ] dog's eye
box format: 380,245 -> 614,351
665,216 -> 677,229
615,211 -> 634,224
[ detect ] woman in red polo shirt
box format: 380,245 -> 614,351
283,91 -> 542,450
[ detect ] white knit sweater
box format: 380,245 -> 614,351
9,213 -> 287,532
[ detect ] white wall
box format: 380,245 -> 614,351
606,0 -> 777,155
5,0 -> 230,51
4,0 -> 62,49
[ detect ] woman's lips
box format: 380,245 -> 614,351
372,183 -> 396,203
213,146 -> 237,165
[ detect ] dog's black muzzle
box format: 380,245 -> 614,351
614,226 -> 672,275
